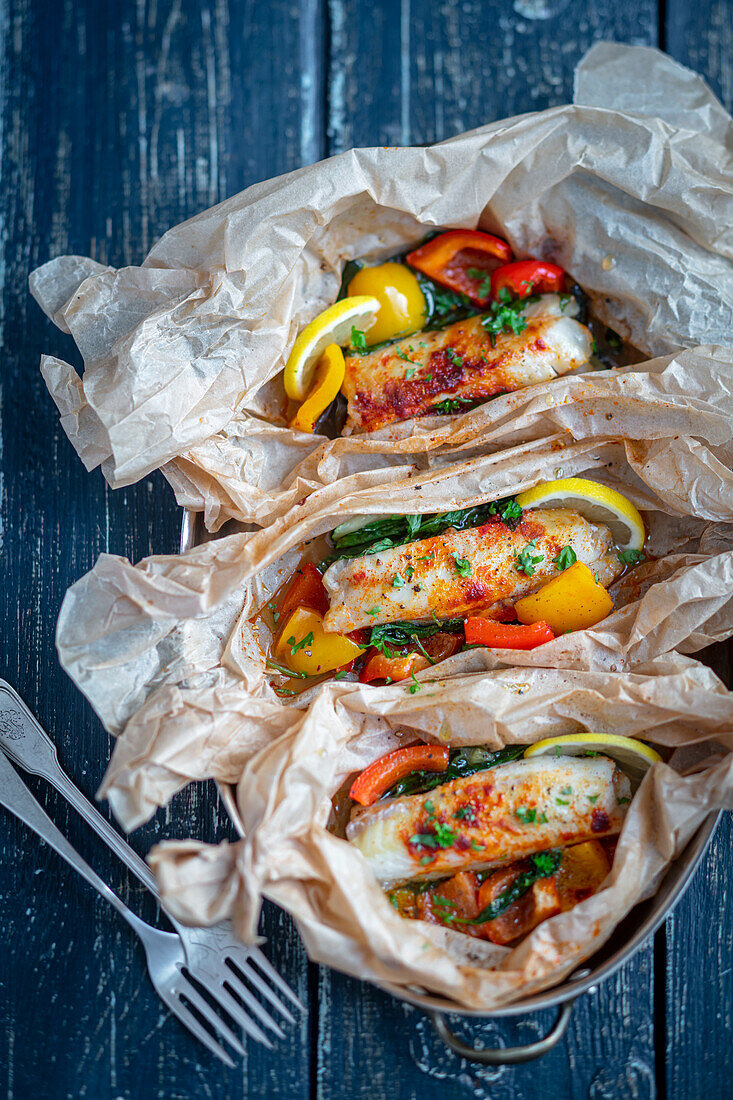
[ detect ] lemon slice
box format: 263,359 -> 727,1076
284,296 -> 380,401
516,477 -> 645,552
524,733 -> 662,786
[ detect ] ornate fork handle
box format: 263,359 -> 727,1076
0,680 -> 159,896
0,749 -> 147,936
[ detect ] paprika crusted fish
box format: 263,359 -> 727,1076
340,295 -> 592,434
346,755 -> 630,887
322,507 -> 621,633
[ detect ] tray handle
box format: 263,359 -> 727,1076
428,997 -> 575,1065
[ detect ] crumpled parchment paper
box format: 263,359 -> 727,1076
54,358 -> 733,831
146,658 -> 733,1011
31,43 -> 733,529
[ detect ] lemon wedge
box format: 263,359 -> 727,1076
524,733 -> 662,786
284,296 -> 380,401
516,477 -> 645,552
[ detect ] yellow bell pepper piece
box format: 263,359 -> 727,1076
347,262 -> 427,344
514,561 -> 614,635
290,344 -> 345,434
274,607 -> 365,676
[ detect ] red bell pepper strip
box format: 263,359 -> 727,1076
407,230 -> 513,306
349,744 -> 450,807
278,562 -> 329,620
464,617 -> 555,649
490,260 -> 566,300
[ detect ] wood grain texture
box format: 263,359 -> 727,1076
0,1 -> 317,1097
327,0 -> 658,151
664,9 -> 733,1094
0,0 -> 730,1097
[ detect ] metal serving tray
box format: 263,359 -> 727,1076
180,508 -> 720,1064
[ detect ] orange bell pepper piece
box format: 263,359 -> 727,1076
349,744 -> 450,806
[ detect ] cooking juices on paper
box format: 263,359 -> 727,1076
256,477 -> 648,697
335,735 -> 660,947
282,229 -> 642,439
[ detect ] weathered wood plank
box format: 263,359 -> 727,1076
0,1 -> 320,1096
318,4 -> 659,1097
664,9 -> 733,1095
665,0 -> 733,110
317,951 -> 656,1100
327,0 -> 659,152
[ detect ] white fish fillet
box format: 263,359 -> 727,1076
322,507 -> 621,633
346,756 -> 630,887
341,294 -> 591,434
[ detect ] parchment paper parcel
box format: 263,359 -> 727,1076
32,44 -> 733,529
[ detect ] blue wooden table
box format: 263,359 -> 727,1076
1,2 -> 731,1097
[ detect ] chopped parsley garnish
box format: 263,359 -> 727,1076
392,573 -> 405,588
350,326 -> 368,353
406,566 -> 415,581
395,347 -> 414,362
287,632 -> 314,656
470,840 -> 486,851
553,545 -> 577,571
618,549 -> 646,567
514,540 -> 545,577
515,806 -> 537,824
453,554 -> 472,577
407,670 -> 421,695
429,397 -> 475,416
366,607 -> 380,617
617,796 -> 631,806
466,267 -> 493,299
587,794 -> 599,803
405,367 -> 416,379
410,822 -> 458,850
559,293 -> 572,312
481,288 -> 536,346
334,671 -> 348,680
556,797 -> 570,806
445,348 -> 464,367
266,659 -> 309,679
560,786 -> 573,796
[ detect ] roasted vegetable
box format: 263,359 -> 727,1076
349,744 -> 450,807
490,259 -> 567,300
406,230 -> 513,305
274,607 -> 365,676
464,618 -> 555,649
514,561 -> 614,634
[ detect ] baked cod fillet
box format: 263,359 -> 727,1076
346,756 -> 630,887
322,507 -> 622,633
341,294 -> 592,434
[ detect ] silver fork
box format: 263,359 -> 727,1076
0,680 -> 303,1057
0,748 -> 251,1064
